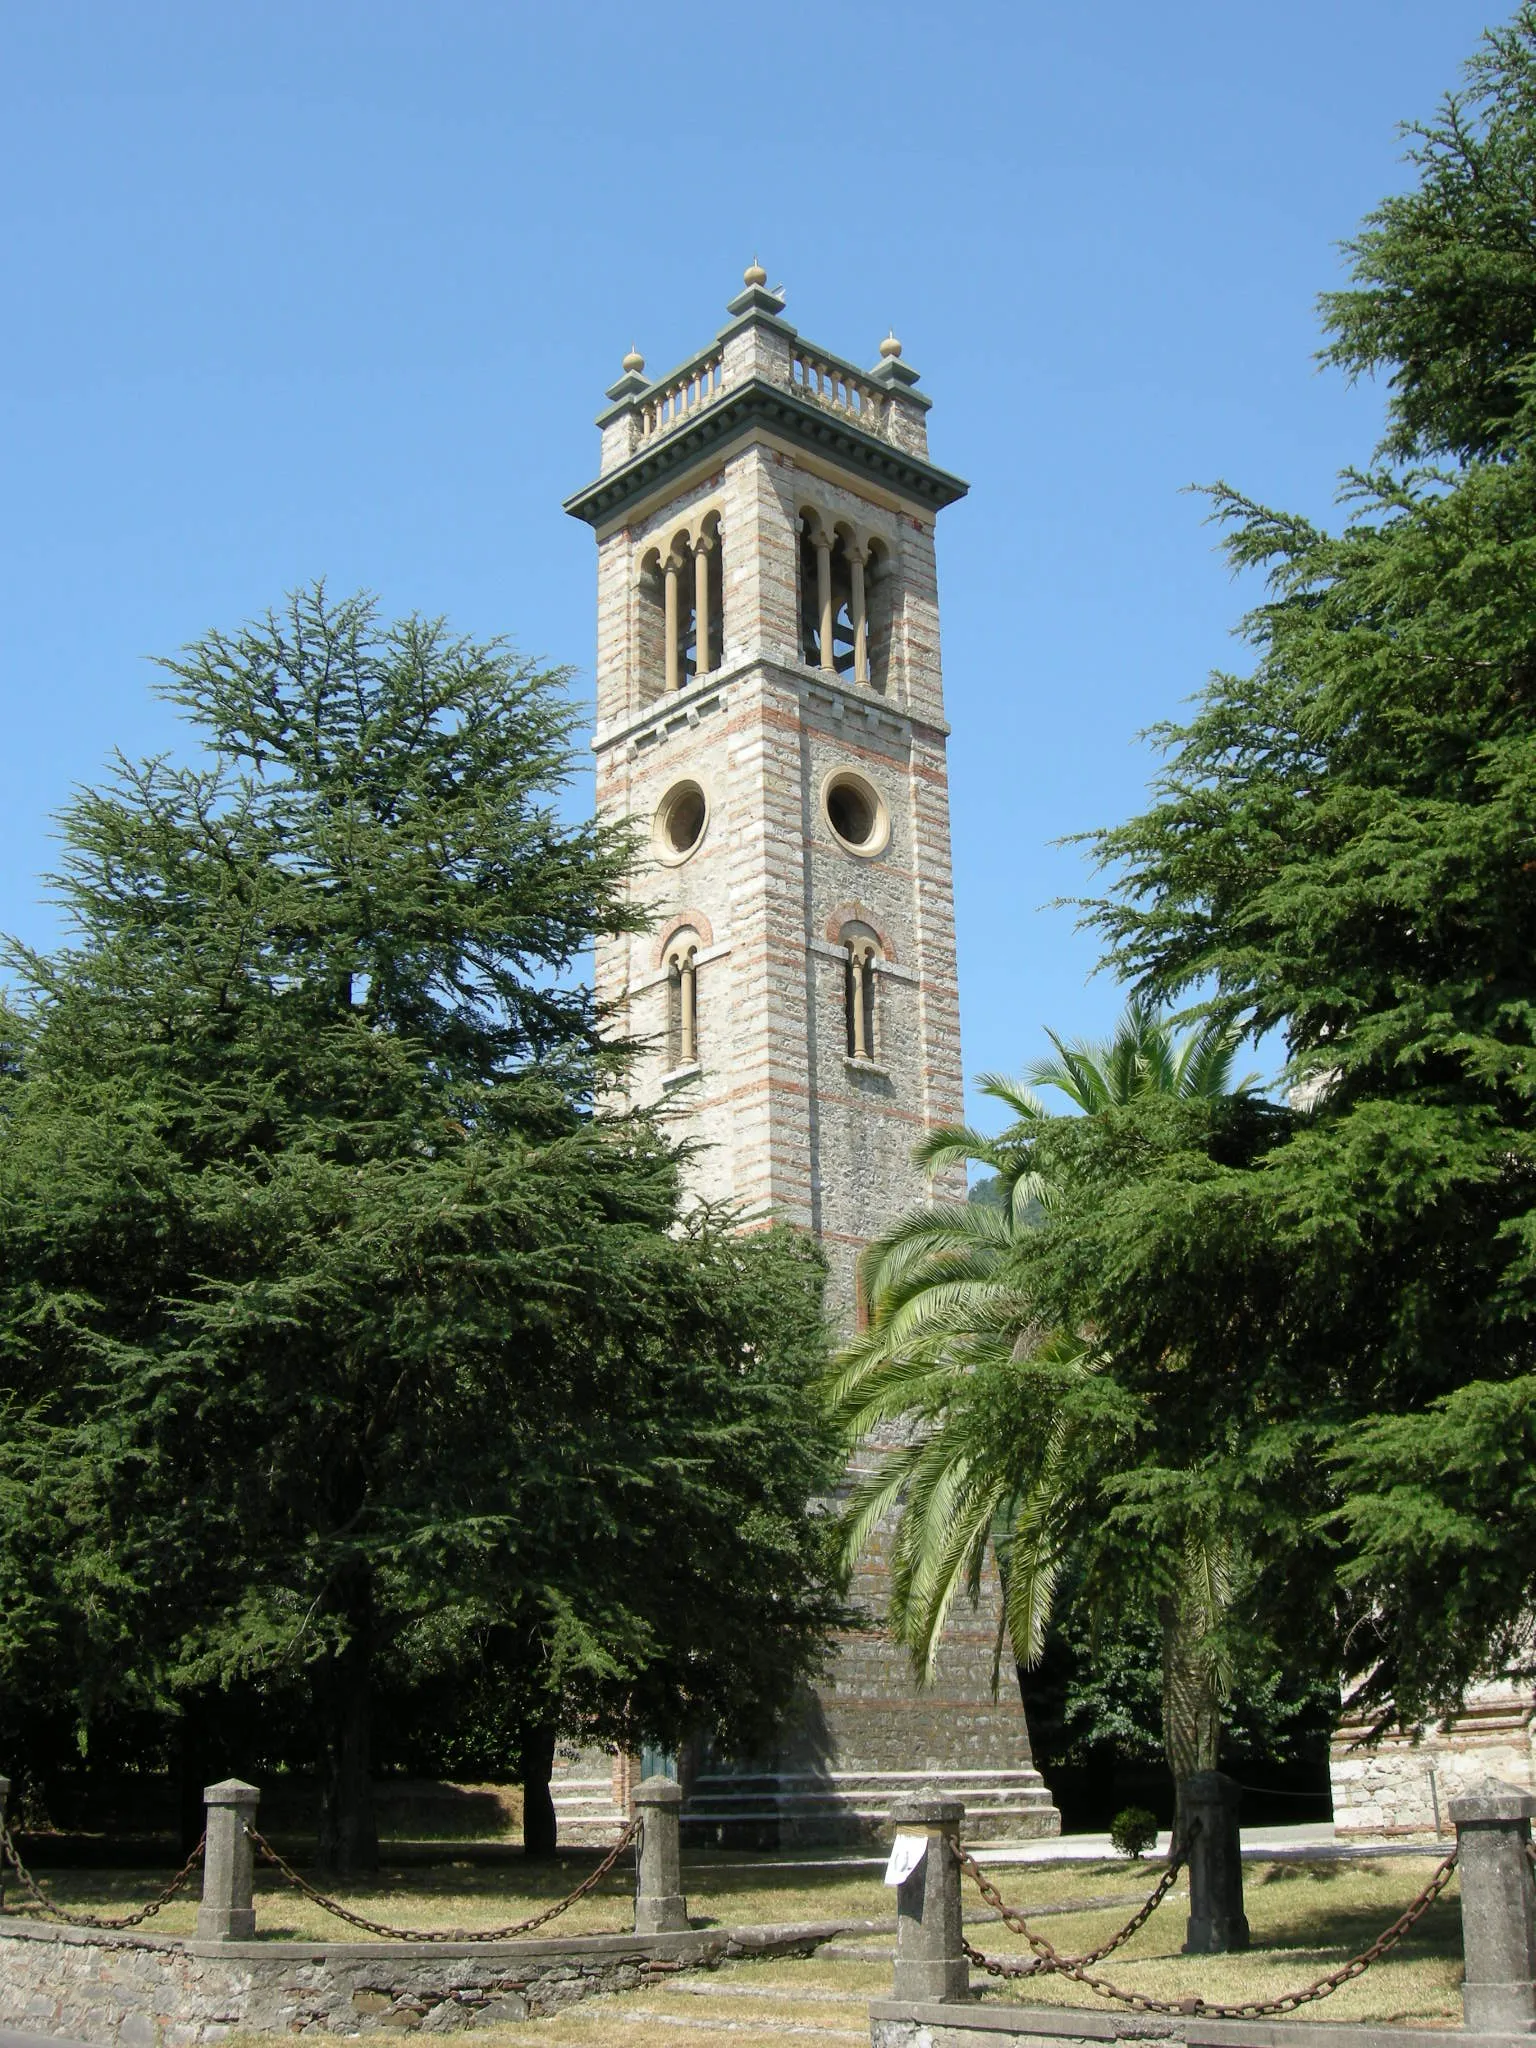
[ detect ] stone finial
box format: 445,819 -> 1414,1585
726,263 -> 786,318
871,330 -> 923,393
605,346 -> 651,404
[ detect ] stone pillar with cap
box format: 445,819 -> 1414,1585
633,1775 -> 688,1934
664,554 -> 682,693
814,526 -> 834,672
1451,1783 -> 1536,2032
890,1795 -> 967,2004
197,1778 -> 260,1941
1182,1770 -> 1249,1954
847,538 -> 869,683
693,529 -> 713,678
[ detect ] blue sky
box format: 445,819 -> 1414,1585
0,1 -> 1497,1122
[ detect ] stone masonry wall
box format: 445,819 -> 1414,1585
0,1918 -> 842,2044
1331,1678 -> 1536,1837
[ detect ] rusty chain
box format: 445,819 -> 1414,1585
0,1821 -> 206,1932
955,1823 -> 1196,1983
955,1837 -> 1460,2018
243,1815 -> 640,1943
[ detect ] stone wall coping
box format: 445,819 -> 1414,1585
868,2001 -> 1533,2048
0,1911 -> 872,1967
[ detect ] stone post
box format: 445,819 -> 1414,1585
633,1775 -> 688,1934
0,1773 -> 9,1913
1451,1784 -> 1536,2033
197,1778 -> 260,1941
890,1795 -> 968,2004
1182,1770 -> 1249,1954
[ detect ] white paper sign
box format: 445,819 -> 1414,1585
884,1831 -> 929,1886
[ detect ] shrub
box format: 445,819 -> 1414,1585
1109,1805 -> 1159,1858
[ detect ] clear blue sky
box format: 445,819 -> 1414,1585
0,1 -> 1497,1121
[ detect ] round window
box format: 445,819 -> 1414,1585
823,770 -> 889,857
654,779 -> 709,863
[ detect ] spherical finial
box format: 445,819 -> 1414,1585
879,331 -> 903,360
622,344 -> 645,374
743,258 -> 768,287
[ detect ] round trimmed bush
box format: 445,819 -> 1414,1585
1109,1805 -> 1159,1859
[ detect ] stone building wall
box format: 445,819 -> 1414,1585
1330,1678 -> 1536,1837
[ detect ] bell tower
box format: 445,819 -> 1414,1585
566,268 -> 1059,1843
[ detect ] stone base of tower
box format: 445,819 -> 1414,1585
680,1767 -> 1058,1848
681,1596 -> 1060,1849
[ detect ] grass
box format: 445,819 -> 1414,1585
11,1851 -> 1465,2038
0,1845 -> 1156,1944
965,1856 -> 1464,2029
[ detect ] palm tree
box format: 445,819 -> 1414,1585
830,1000 -> 1255,1823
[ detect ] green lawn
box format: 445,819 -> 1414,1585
8,1850 -> 1465,2039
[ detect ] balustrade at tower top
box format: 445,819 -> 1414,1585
566,262 -> 965,533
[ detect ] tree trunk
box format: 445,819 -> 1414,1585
1159,1597 -> 1221,1849
315,1575 -> 379,1875
521,1720 -> 558,1861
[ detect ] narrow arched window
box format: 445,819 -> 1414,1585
840,924 -> 881,1061
644,519 -> 724,696
799,515 -> 866,681
685,516 -> 724,680
668,936 -> 700,1067
637,549 -> 667,707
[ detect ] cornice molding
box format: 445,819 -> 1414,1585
565,376 -> 968,529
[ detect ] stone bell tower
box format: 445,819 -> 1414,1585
565,266 -> 1058,1843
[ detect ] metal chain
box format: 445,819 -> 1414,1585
242,1815 -> 640,1943
955,1838 -> 1460,2018
955,1824 -> 1196,1983
0,1821 -> 206,1931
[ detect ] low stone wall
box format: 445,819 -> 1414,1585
0,1914 -> 863,2044
1330,1678 -> 1536,1838
868,2003 -> 1530,2048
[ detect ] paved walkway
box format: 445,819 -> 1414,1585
974,1822 -> 1447,1864
696,1822 -> 1448,1880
